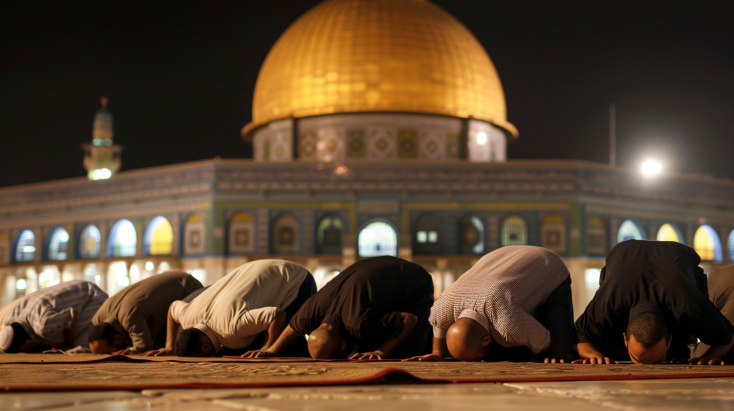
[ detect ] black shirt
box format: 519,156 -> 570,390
290,256 -> 434,346
575,240 -> 733,358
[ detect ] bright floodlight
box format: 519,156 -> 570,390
640,159 -> 662,176
476,132 -> 487,145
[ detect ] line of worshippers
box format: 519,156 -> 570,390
2,241 -> 734,365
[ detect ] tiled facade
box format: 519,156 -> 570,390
1,159 -> 734,317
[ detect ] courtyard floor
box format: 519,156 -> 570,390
2,355 -> 734,410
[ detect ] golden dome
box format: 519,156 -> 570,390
243,0 -> 517,140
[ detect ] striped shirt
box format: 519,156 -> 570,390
429,246 -> 570,353
5,280 -> 108,347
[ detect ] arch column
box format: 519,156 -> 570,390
398,234 -> 412,261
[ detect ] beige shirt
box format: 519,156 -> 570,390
170,260 -> 309,352
429,246 -> 570,353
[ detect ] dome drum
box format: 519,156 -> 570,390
252,113 -> 506,162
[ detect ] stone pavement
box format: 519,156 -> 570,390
3,378 -> 734,410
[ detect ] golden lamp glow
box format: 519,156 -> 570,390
243,0 -> 517,140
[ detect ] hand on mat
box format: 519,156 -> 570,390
690,356 -> 725,365
403,353 -> 445,362
543,358 -> 565,364
241,349 -> 275,358
571,357 -> 617,364
350,350 -> 385,360
112,349 -> 134,356
142,348 -> 174,357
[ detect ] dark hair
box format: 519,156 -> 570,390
5,323 -> 29,353
88,323 -> 120,344
626,312 -> 669,348
175,328 -> 209,357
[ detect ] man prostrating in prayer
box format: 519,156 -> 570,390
88,271 -> 203,355
0,280 -> 107,353
145,260 -> 315,357
574,240 -> 734,365
243,256 -> 434,360
406,246 -> 575,363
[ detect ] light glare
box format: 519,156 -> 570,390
476,132 -> 487,145
640,160 -> 662,176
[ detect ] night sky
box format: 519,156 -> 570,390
1,1 -> 733,187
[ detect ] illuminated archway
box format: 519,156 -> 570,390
107,219 -> 137,257
46,227 -> 70,261
144,216 -> 173,255
501,216 -> 527,246
694,225 -> 722,262
358,220 -> 397,257
14,230 -> 36,262
617,220 -> 645,243
458,215 -> 484,255
78,225 -> 101,259
413,214 -> 442,255
316,215 -> 344,255
656,223 -> 683,243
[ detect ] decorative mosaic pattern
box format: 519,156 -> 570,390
419,130 -> 446,160
269,131 -> 292,161
317,127 -> 346,162
346,129 -> 366,158
366,127 -> 397,159
298,131 -> 318,160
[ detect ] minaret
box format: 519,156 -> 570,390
82,97 -> 122,180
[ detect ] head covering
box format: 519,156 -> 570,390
0,325 -> 14,351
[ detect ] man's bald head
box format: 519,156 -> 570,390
308,323 -> 347,359
446,317 -> 492,361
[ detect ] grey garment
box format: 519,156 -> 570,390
692,264 -> 734,359
93,272 -> 202,352
6,280 -> 108,347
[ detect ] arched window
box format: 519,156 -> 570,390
617,220 -> 645,243
501,216 -> 527,247
79,225 -> 101,259
587,216 -> 607,255
107,219 -> 137,257
316,216 -> 344,255
271,213 -> 300,254
657,223 -> 683,243
144,216 -> 173,256
14,230 -> 36,262
694,225 -> 722,262
358,221 -> 397,257
46,227 -> 70,261
184,213 -> 206,255
541,214 -> 566,253
729,230 -> 734,262
458,216 -> 484,255
229,212 -> 254,254
413,214 -> 442,255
